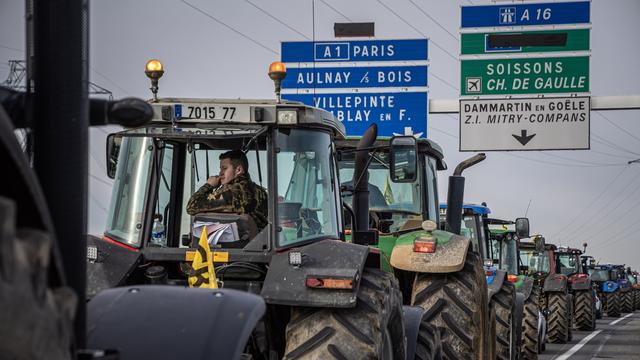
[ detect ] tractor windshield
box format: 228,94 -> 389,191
501,239 -> 519,275
558,254 -> 579,276
520,249 -> 551,274
588,269 -> 610,282
339,152 -> 421,215
276,129 -> 340,247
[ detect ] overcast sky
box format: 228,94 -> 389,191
1,0 -> 639,268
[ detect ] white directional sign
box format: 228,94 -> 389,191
459,97 -> 590,151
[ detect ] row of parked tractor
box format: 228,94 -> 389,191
70,64 -> 639,359
444,204 -> 640,360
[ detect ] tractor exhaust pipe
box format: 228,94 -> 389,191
352,123 -> 377,234
445,153 -> 486,235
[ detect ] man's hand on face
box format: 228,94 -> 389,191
207,175 -> 221,187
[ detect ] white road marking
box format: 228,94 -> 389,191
554,330 -> 602,360
609,312 -> 634,326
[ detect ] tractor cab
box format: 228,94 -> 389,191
88,61 -> 354,297
438,203 -> 490,257
486,222 -> 520,277
337,137 -> 446,234
518,238 -> 556,282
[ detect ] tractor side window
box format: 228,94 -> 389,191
558,254 -> 578,275
276,129 -> 339,246
105,137 -> 153,247
425,156 -> 439,223
152,143 -> 175,245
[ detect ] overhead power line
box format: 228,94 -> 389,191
245,0 -> 311,40
595,111 -> 640,144
318,0 -> 352,22
375,0 -> 459,61
592,133 -> 640,156
181,0 -> 279,55
407,0 -> 459,41
550,166 -> 628,239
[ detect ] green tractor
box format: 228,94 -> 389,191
518,237 -> 573,344
487,220 -> 547,359
338,138 -> 492,359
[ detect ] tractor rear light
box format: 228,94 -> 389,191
305,277 -> 354,289
507,275 -> 518,283
413,240 -> 436,253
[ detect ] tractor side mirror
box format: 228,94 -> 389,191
534,236 -> 546,252
389,136 -> 417,183
106,134 -> 122,179
515,217 -> 530,238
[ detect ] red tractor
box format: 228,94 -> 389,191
556,247 -> 596,331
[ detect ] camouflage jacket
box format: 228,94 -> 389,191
186,174 -> 268,230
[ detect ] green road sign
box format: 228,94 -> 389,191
461,56 -> 589,95
461,29 -> 590,55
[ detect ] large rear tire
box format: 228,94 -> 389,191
0,197 -> 76,359
621,291 -> 634,313
546,293 -> 570,344
635,289 -> 640,311
284,268 -> 405,360
574,290 -> 596,330
415,321 -> 442,360
411,251 -> 489,360
605,292 -> 620,318
492,282 -> 517,360
520,290 -> 540,360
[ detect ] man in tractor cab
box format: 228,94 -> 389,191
186,149 -> 268,230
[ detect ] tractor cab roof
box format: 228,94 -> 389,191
518,240 -> 557,251
143,98 -> 346,139
556,246 -> 583,255
439,203 -> 491,216
336,137 -> 446,170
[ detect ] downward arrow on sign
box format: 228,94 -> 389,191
512,130 -> 536,146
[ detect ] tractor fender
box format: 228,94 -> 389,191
86,234 -> 142,298
403,305 -> 425,360
390,230 -> 470,273
543,273 -> 568,293
87,285 -> 265,360
261,240 -> 367,307
514,292 -> 526,349
487,269 -> 507,301
569,274 -> 591,291
517,276 -> 534,300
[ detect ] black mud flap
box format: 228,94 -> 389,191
403,305 -> 425,360
543,274 -> 568,292
488,270 -> 506,301
86,235 -> 142,298
571,278 -> 591,291
261,240 -> 368,308
87,285 -> 265,360
517,276 -> 534,300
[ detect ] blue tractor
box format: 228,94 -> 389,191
612,265 -> 635,313
587,264 -> 622,317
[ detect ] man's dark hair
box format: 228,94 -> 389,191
220,150 -> 249,173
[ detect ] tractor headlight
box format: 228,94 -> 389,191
278,109 -> 298,124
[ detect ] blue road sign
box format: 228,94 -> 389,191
461,1 -> 590,28
281,66 -> 427,89
282,39 -> 428,63
283,92 -> 427,138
